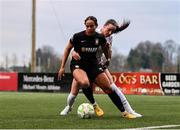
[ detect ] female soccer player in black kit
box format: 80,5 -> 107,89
69,19 -> 142,118
58,16 -> 136,119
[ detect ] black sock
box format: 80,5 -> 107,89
82,87 -> 95,104
108,91 -> 125,112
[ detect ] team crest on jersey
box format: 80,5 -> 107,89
95,38 -> 99,45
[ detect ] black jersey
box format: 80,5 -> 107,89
70,31 -> 106,65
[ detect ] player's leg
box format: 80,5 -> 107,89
104,69 -> 142,117
82,85 -> 95,105
60,68 -> 90,116
73,68 -> 90,88
60,79 -> 79,115
94,72 -> 136,119
72,69 -> 105,117
82,85 -> 104,117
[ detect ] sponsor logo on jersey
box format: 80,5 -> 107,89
81,47 -> 98,53
81,40 -> 86,43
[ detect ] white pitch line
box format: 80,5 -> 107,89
121,124 -> 180,130
144,124 -> 180,129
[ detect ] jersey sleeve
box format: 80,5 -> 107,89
69,33 -> 77,46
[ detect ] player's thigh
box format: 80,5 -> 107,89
73,69 -> 90,87
95,72 -> 111,91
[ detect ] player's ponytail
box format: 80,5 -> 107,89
104,19 -> 130,34
114,20 -> 130,34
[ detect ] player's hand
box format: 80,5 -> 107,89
72,50 -> 81,60
58,67 -> 65,80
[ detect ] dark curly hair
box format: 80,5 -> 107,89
84,16 -> 98,27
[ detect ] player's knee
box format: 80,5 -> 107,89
77,79 -> 90,88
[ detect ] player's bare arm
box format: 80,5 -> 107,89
102,43 -> 111,66
107,43 -> 112,60
58,42 -> 73,80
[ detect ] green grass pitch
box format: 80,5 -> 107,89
0,92 -> 180,129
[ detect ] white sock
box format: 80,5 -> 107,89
67,93 -> 76,108
92,102 -> 97,106
111,83 -> 134,113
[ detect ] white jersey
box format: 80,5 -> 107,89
96,29 -> 113,65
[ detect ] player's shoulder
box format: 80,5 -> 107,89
95,32 -> 105,39
73,31 -> 85,37
71,31 -> 85,41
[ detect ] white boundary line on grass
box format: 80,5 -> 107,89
2,125 -> 180,130
121,124 -> 180,130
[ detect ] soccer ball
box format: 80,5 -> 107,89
77,103 -> 95,119
141,88 -> 147,95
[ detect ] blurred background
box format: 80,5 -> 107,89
0,0 -> 180,73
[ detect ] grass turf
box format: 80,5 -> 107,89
0,92 -> 180,129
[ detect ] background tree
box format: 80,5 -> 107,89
12,53 -> 18,67
149,43 -> 164,72
127,41 -> 164,72
5,54 -> 9,71
127,49 -> 141,71
177,46 -> 180,72
109,49 -> 126,72
36,45 -> 61,72
162,40 -> 179,72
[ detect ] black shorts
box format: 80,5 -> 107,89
70,61 -> 104,81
